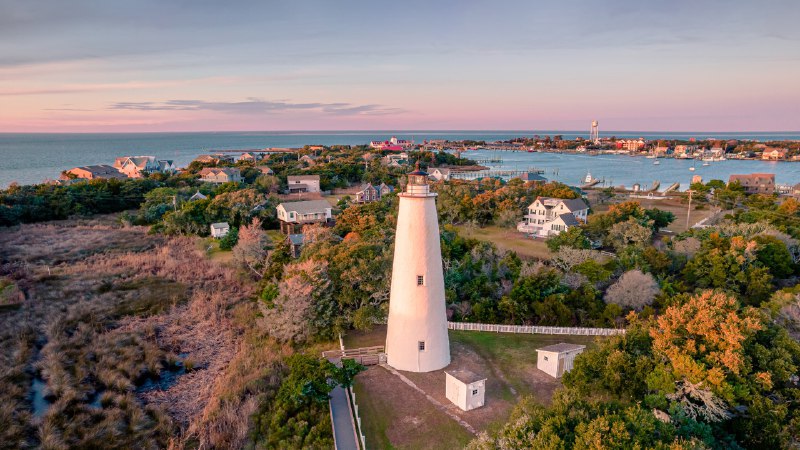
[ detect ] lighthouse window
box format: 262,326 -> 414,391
418,341 -> 425,351
417,275 -> 424,286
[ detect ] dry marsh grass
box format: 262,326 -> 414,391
0,216 -> 268,449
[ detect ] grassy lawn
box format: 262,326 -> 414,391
448,330 -> 599,401
454,225 -> 552,260
346,326 -> 603,447
197,237 -> 234,264
266,230 -> 284,243
353,368 -> 473,450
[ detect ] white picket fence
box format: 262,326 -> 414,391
339,335 -> 367,450
447,321 -> 625,336
348,388 -> 367,450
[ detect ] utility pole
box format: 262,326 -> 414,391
173,195 -> 177,211
686,189 -> 693,230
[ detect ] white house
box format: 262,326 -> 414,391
427,167 -> 452,181
114,156 -> 175,177
518,197 -> 589,238
198,167 -> 242,183
445,369 -> 486,411
382,152 -> 409,167
536,343 -> 585,378
287,175 -> 321,193
210,222 -> 230,238
276,199 -> 332,234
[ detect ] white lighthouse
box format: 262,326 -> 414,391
385,163 -> 451,372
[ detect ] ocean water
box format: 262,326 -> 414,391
1,131 -> 799,188
470,150 -> 800,191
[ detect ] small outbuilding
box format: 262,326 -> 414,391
287,234 -> 305,258
210,222 -> 230,238
536,343 -> 586,378
445,369 -> 486,411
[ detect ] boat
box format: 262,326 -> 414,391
646,154 -> 657,159
689,167 -> 696,171
702,162 -> 710,167
653,160 -> 660,165
583,171 -> 595,184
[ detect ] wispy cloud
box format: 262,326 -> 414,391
108,98 -> 404,116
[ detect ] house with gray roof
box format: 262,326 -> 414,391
61,165 -> 127,181
518,196 -> 589,238
276,199 -> 332,234
287,175 -> 321,193
536,343 -> 585,378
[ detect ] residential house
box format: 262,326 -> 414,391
674,145 -> 698,158
210,222 -> 230,238
616,139 -> 646,152
382,152 -> 409,167
654,146 -> 670,156
61,165 -> 127,180
762,148 -> 787,161
194,154 -> 220,164
517,197 -> 589,238
198,167 -> 242,183
728,173 -> 776,195
212,153 -> 236,163
287,175 -> 321,193
513,172 -> 548,183
114,155 -> 175,178
428,167 -> 452,181
239,152 -> 263,163
353,183 -> 386,203
377,183 -> 394,196
299,154 -> 319,166
189,191 -> 207,201
256,165 -> 274,175
276,199 -> 333,234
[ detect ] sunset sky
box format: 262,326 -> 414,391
1,0 -> 799,132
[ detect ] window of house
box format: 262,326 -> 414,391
417,275 -> 424,286
543,355 -> 549,361
472,389 -> 479,396
418,341 -> 425,351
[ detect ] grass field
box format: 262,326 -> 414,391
345,326 -> 601,448
454,225 -> 552,260
591,196 -> 717,233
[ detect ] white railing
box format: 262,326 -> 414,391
348,387 -> 367,450
447,321 -> 625,336
339,334 -> 367,450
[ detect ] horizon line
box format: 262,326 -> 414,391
2,129 -> 800,135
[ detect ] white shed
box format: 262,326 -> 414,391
445,369 -> 486,411
536,343 -> 586,378
210,222 -> 230,238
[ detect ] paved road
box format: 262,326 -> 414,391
329,385 -> 359,450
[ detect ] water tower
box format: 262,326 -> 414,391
385,163 -> 451,372
590,120 -> 600,144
